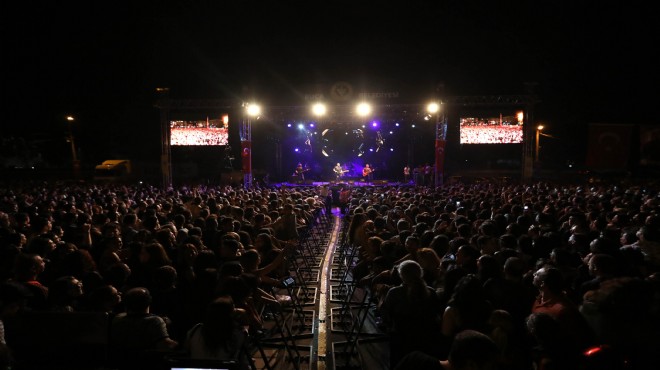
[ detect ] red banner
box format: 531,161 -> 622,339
585,124 -> 632,170
640,125 -> 660,166
241,141 -> 251,173
435,139 -> 446,175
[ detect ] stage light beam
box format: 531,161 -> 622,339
356,102 -> 372,117
427,102 -> 440,114
312,103 -> 327,116
246,103 -> 261,117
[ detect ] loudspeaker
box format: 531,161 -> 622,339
373,179 -> 388,185
304,179 -> 314,185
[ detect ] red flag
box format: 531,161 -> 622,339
241,141 -> 252,173
585,124 -> 633,170
435,139 -> 446,176
640,125 -> 660,166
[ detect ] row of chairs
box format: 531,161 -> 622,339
250,203 -> 335,369
329,212 -> 389,369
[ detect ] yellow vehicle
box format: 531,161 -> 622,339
93,160 -> 132,182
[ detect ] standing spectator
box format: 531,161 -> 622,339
531,266 -> 594,352
381,260 -> 442,368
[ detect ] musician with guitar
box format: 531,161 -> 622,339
294,163 -> 309,181
333,163 -> 349,182
362,163 -> 375,183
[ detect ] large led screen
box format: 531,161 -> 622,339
170,116 -> 229,146
459,113 -> 523,144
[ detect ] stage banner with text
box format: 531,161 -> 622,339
241,141 -> 252,173
435,139 -> 446,175
585,123 -> 633,170
640,125 -> 660,167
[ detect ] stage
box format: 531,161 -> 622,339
270,180 -> 416,188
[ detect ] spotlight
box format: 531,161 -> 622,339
312,103 -> 327,116
356,102 -> 371,117
322,149 -> 329,157
246,103 -> 261,117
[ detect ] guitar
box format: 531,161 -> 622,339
362,167 -> 375,177
334,168 -> 350,176
295,168 -> 310,175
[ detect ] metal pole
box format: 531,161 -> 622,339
535,128 -> 540,161
156,89 -> 172,189
67,118 -> 80,178
68,126 -> 78,162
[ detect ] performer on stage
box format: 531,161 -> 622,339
362,164 -> 374,183
403,165 -> 411,183
333,163 -> 348,182
294,162 -> 306,181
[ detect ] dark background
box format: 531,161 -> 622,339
1,1 -> 657,182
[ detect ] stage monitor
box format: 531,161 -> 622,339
170,115 -> 229,146
459,112 -> 523,144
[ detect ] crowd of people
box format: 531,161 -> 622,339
343,181 -> 659,369
0,182 -> 321,369
0,179 -> 658,370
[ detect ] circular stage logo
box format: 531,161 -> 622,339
329,82 -> 353,102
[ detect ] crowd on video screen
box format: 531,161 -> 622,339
460,117 -> 523,144
170,120 -> 229,146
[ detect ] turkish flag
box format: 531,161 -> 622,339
585,124 -> 633,170
435,139 -> 446,174
241,141 -> 251,173
640,125 -> 660,166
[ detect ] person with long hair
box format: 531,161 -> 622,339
380,260 -> 443,368
185,296 -> 249,370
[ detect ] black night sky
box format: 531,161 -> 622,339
1,1 -> 657,178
